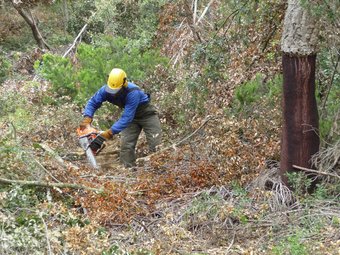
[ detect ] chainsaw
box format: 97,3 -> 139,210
76,126 -> 105,169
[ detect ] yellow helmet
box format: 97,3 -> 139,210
106,68 -> 128,94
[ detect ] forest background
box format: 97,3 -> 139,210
0,0 -> 339,254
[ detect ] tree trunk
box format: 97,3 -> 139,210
12,2 -> 51,50
280,0 -> 320,186
280,54 -> 319,184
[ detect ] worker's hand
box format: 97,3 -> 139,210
100,129 -> 114,140
89,135 -> 106,153
79,116 -> 92,130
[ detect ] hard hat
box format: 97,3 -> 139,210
106,68 -> 128,94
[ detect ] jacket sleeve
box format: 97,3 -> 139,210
83,88 -> 106,118
110,91 -> 140,134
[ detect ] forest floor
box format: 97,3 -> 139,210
1,0 -> 339,253
1,75 -> 340,255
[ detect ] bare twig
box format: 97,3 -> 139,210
32,157 -> 61,183
293,164 -> 340,180
39,213 -> 52,255
193,0 -> 198,24
138,116 -> 212,161
39,143 -> 79,170
196,0 -> 215,25
225,231 -> 236,254
0,177 -> 102,192
62,23 -> 88,58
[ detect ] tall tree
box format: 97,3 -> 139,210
11,0 -> 51,49
280,0 -> 320,186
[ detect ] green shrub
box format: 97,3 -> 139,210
235,75 -> 262,107
317,48 -> 340,143
286,172 -> 312,195
0,53 -> 12,84
36,36 -> 168,104
232,73 -> 282,114
35,53 -> 77,98
272,231 -> 309,255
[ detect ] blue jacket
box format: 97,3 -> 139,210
83,82 -> 150,134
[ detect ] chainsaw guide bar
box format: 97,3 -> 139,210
76,127 -> 101,170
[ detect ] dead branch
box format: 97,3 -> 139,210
196,0 -> 215,25
0,177 -> 102,192
32,156 -> 61,183
39,213 -> 52,255
62,23 -> 88,58
39,143 -> 79,170
138,116 -> 212,162
293,165 -> 340,180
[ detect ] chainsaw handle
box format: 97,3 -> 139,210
76,126 -> 100,137
78,131 -> 99,139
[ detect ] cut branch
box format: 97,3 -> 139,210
0,177 -> 103,192
138,116 -> 212,161
62,23 -> 88,58
293,165 -> 340,180
39,143 -> 79,170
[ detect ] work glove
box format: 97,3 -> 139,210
89,129 -> 113,153
79,116 -> 92,130
100,129 -> 114,140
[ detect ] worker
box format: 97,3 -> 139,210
79,68 -> 162,167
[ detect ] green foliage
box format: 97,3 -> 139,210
286,172 -> 312,195
232,73 -> 282,114
235,74 -> 262,107
36,36 -> 168,104
3,185 -> 40,211
0,26 -> 35,52
102,245 -> 153,255
300,0 -> 339,25
230,180 -> 248,197
67,0 -> 166,48
317,47 -> 340,143
310,182 -> 340,200
35,53 -> 77,98
186,77 -> 209,112
184,192 -> 224,221
67,0 -> 104,43
272,231 -> 309,255
0,53 -> 12,84
101,0 -> 166,50
192,38 -> 230,82
0,185 -> 47,254
0,90 -> 35,133
266,74 -> 283,100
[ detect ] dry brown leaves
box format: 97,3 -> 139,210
75,150 -> 222,225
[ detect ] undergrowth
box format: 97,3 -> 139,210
1,0 -> 339,254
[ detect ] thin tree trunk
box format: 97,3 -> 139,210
63,0 -> 69,34
280,0 -> 320,186
12,3 -> 51,49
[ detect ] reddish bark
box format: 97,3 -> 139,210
280,54 -> 320,185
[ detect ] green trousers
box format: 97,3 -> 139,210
120,103 -> 162,167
